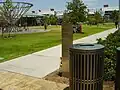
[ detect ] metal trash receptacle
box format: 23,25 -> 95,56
115,47 -> 120,90
69,44 -> 104,90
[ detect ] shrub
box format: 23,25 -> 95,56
97,30 -> 120,81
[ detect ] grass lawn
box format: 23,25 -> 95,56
0,23 -> 115,62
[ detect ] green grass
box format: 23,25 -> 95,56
28,25 -> 61,30
73,24 -> 115,39
0,23 -> 115,62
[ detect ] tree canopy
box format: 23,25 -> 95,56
65,0 -> 87,24
87,11 -> 102,25
94,11 -> 102,24
111,10 -> 119,22
4,0 -> 13,9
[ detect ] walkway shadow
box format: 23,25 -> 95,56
63,87 -> 69,90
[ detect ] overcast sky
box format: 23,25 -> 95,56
10,0 -> 120,10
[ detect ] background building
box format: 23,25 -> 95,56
19,9 -> 64,26
102,6 -> 119,20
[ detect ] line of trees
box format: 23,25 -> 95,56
63,0 -> 119,26
63,0 -> 104,26
20,0 -> 119,27
87,11 -> 103,26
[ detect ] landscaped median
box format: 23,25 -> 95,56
0,23 -> 115,62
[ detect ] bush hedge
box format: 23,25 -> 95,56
97,30 -> 120,81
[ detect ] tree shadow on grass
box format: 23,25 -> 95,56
64,87 -> 69,90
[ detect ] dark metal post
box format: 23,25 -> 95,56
115,47 -> 120,90
119,0 -> 120,30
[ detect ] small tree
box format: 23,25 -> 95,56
103,15 -> 109,23
4,0 -> 13,9
3,0 -> 14,22
43,15 -> 50,30
66,0 -> 87,24
87,15 -> 96,25
0,0 -> 14,37
111,10 -> 119,22
94,11 -> 102,26
43,15 -> 49,24
49,15 -> 58,25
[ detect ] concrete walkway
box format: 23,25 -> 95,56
0,28 -> 117,78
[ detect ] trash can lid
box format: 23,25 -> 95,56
71,43 -> 104,50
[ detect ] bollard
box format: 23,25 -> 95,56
61,22 -> 73,77
115,47 -> 120,90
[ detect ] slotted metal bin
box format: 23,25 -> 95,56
115,47 -> 120,90
69,44 -> 104,90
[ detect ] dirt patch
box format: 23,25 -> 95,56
44,70 -> 69,85
45,75 -> 69,85
0,71 -> 68,90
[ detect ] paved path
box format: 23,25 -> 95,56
0,28 -> 117,78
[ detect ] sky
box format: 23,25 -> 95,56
4,0 -> 120,11
30,0 -> 119,11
